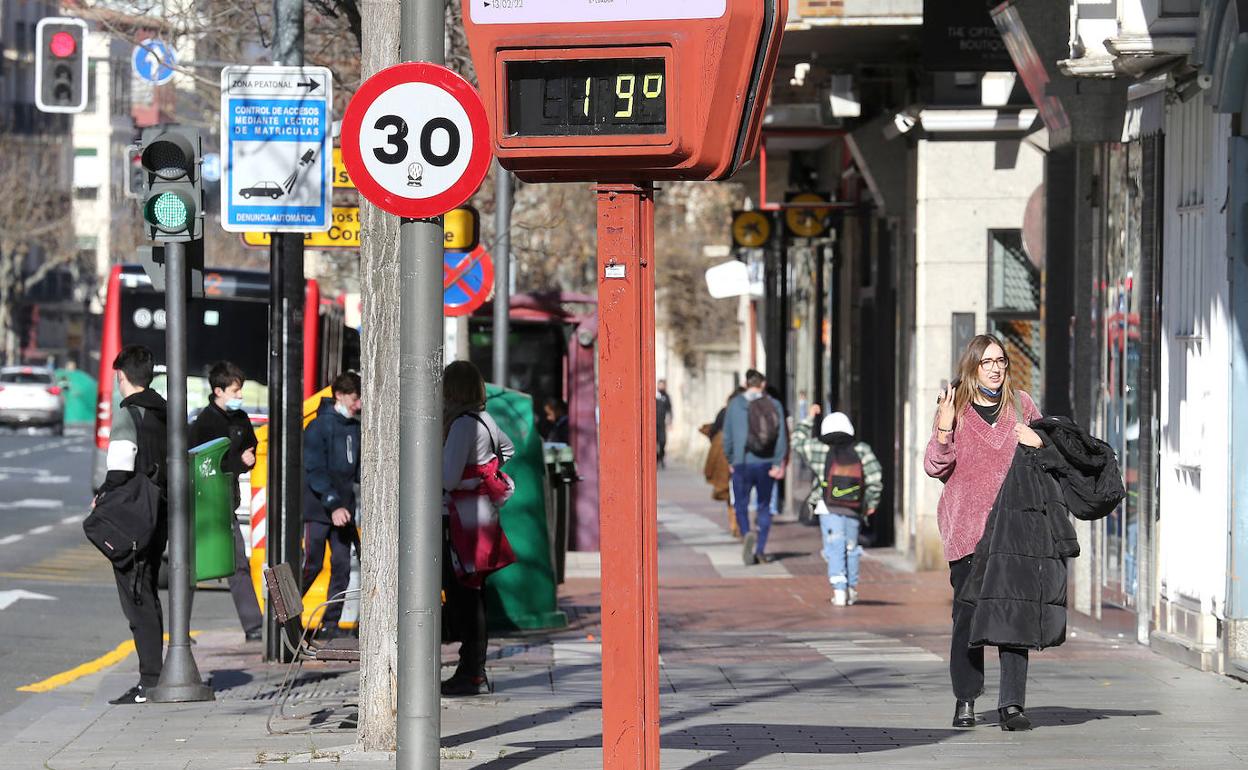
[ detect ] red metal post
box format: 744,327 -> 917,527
595,183 -> 661,770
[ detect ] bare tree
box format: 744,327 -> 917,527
0,135 -> 79,363
355,0 -> 401,751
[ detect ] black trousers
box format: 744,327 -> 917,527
227,517 -> 263,635
442,529 -> 487,679
302,520 -> 355,627
949,555 -> 1029,709
112,525 -> 167,688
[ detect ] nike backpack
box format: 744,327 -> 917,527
822,443 -> 864,511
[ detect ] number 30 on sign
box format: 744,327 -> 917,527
340,62 -> 492,219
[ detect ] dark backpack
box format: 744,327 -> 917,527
83,406 -> 161,571
822,443 -> 864,511
745,397 -> 781,458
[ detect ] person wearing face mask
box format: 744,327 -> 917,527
301,371 -> 363,640
189,360 -> 262,641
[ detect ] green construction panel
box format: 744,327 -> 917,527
190,437 -> 235,581
54,368 -> 97,425
483,385 -> 568,632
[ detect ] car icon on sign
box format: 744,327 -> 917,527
240,181 -> 284,200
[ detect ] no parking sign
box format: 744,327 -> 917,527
443,246 -> 494,317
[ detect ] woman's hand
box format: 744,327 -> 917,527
1015,423 -> 1043,448
808,403 -> 822,420
935,383 -> 956,431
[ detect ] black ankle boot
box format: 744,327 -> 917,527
952,700 -> 975,728
998,705 -> 1032,731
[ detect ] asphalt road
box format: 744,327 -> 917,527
0,428 -> 239,733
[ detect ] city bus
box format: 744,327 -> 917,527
92,264 -> 359,488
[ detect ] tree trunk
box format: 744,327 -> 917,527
356,0 -> 403,751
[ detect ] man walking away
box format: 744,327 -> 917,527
97,345 -> 168,704
792,406 -> 883,606
189,360 -> 263,641
656,379 -> 673,468
301,372 -> 362,639
721,369 -> 787,564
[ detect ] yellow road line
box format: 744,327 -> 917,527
17,631 -> 202,693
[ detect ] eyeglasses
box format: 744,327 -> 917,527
979,357 -> 1010,371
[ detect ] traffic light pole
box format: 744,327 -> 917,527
393,1 -> 445,767
149,242 -> 213,703
264,0 -> 307,664
595,183 -> 660,770
265,236 -> 305,662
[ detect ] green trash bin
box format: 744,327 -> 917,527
190,437 -> 236,581
483,385 -> 568,632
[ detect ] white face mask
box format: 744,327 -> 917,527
335,402 -> 352,419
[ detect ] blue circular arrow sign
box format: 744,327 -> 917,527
132,39 -> 176,85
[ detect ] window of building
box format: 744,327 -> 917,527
74,187 -> 98,200
86,61 -> 97,113
986,228 -> 1042,398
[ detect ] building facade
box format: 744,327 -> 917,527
994,0 -> 1248,679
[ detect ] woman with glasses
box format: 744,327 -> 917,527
925,333 -> 1044,732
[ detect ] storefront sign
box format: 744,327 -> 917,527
921,0 -> 1013,72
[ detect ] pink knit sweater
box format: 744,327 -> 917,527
923,391 -> 1041,562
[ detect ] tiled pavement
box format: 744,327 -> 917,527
2,467 -> 1245,769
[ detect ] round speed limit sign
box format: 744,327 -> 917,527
341,62 -> 491,219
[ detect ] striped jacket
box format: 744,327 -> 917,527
792,418 -> 884,515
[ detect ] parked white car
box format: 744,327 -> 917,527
0,366 -> 64,434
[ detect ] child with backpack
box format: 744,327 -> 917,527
793,405 -> 883,606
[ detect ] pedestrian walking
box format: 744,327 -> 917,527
442,360 -> 516,696
721,369 -> 786,564
656,379 -> 673,468
301,371 -> 362,640
93,345 -> 168,704
700,389 -> 739,536
925,334 -> 1044,731
188,361 -> 263,642
792,405 -> 883,606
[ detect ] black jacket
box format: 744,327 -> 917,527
190,399 -> 258,509
100,388 -> 169,495
957,416 -> 1125,651
302,397 -> 361,525
189,400 -> 258,476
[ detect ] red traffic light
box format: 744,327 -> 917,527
49,31 -> 76,58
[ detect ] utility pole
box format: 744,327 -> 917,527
493,165 -> 512,385
265,0 -> 306,663
397,0 -> 445,765
149,240 -> 213,703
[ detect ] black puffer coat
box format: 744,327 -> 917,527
957,416 -> 1125,651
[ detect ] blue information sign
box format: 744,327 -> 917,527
219,66 -> 333,233
132,39 -> 176,85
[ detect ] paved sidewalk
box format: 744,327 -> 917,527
2,467 -> 1245,768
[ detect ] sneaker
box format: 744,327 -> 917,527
831,589 -> 848,607
244,630 -> 263,642
847,588 -> 858,606
742,532 -> 757,566
108,684 -> 148,705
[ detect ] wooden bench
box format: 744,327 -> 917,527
263,562 -> 360,734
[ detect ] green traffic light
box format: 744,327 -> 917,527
146,191 -> 189,230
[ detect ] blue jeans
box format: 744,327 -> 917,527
819,512 -> 861,588
732,462 -> 775,554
